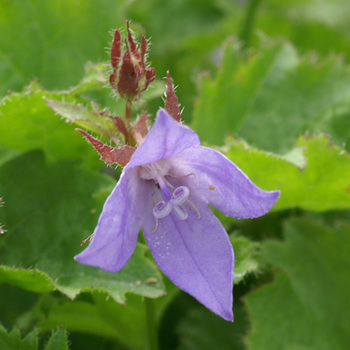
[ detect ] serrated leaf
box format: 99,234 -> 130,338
0,326 -> 38,350
0,151 -> 165,302
32,280 -> 178,349
45,99 -> 120,141
44,329 -> 68,350
36,293 -> 151,349
0,83 -> 97,165
0,326 -> 69,350
225,135 -> 350,211
193,40 -> 350,153
231,234 -> 259,284
244,219 -> 350,350
0,267 -> 55,294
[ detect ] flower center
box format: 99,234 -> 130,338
139,160 -> 201,231
153,185 -> 190,220
139,160 -> 171,181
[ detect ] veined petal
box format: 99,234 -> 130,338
173,147 -> 280,219
75,168 -> 143,272
141,196 -> 234,321
126,109 -> 200,169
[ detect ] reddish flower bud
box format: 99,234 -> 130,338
110,21 -> 156,101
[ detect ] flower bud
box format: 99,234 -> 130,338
110,21 -> 156,101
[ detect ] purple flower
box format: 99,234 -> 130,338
75,109 -> 280,321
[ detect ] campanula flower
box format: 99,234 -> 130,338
75,109 -> 280,321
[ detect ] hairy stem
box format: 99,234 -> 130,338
125,99 -> 132,130
239,0 -> 263,49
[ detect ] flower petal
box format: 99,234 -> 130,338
75,168 -> 143,272
126,109 -> 200,169
141,195 -> 234,321
172,147 -> 280,218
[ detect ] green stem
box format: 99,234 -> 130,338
144,298 -> 159,350
125,99 -> 132,130
238,0 -> 263,49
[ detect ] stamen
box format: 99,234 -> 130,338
186,199 -> 201,219
153,217 -> 159,232
167,172 -> 194,179
151,193 -> 159,232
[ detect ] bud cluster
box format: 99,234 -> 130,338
109,21 -> 156,101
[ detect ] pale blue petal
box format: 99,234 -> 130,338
75,168 -> 143,272
171,147 -> 280,218
141,194 -> 234,321
126,109 -> 200,169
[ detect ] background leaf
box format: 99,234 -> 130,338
0,82 -> 97,165
1,0 -> 350,349
225,135 -> 350,211
44,329 -> 69,350
176,302 -> 248,350
0,0 -> 128,96
0,326 -> 38,350
244,218 -> 350,350
0,151 -> 165,302
231,234 -> 260,284
0,326 -> 69,350
193,40 -> 350,153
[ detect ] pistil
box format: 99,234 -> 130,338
156,176 -> 172,202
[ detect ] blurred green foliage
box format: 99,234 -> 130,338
1,0 -> 350,349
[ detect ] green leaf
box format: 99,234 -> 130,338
0,326 -> 69,350
0,268 -> 55,294
0,0 -> 128,96
193,40 -> 350,153
0,82 -> 97,165
0,149 -> 22,168
0,284 -> 39,332
0,326 -> 38,350
244,218 -> 350,350
231,234 -> 259,284
176,302 -> 248,350
30,281 -> 178,349
44,99 -> 120,141
44,329 -> 68,350
225,135 -> 350,211
35,293 -> 151,349
257,16 -> 350,64
0,151 -> 165,302
285,0 -> 350,28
